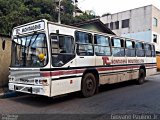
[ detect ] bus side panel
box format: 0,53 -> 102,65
146,67 -> 157,76
145,57 -> 157,76
99,74 -> 117,84
131,70 -> 139,80
51,77 -> 81,97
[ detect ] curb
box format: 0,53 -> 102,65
0,91 -> 19,99
0,93 -> 4,98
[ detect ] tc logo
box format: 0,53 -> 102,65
102,56 -> 111,65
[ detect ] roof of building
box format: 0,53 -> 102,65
101,4 -> 156,17
75,6 -> 83,13
73,18 -> 115,35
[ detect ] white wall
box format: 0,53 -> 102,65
121,31 -> 152,42
100,5 -> 160,51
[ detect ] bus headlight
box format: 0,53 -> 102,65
34,78 -> 48,86
39,79 -> 48,85
9,75 -> 15,82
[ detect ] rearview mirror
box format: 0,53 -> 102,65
2,40 -> 5,50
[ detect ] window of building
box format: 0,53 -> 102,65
115,21 -> 119,29
111,38 -> 125,57
110,22 -> 113,30
109,21 -> 119,30
153,17 -> 158,27
105,23 -> 109,28
94,35 -> 111,56
75,31 -> 93,56
122,19 -> 129,28
153,34 -> 157,43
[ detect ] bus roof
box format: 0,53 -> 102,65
12,19 -> 154,45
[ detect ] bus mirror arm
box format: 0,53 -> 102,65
67,61 -> 73,68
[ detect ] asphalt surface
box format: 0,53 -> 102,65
0,74 -> 160,119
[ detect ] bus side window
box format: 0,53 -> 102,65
75,31 -> 93,56
94,35 -> 111,56
111,38 -> 125,57
125,40 -> 136,57
145,44 -> 152,57
151,45 -> 156,57
136,42 -> 145,57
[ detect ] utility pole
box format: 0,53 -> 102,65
73,0 -> 78,17
73,0 -> 75,17
58,0 -> 61,24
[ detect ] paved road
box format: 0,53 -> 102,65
0,74 -> 160,119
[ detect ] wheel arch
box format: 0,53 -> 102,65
82,68 -> 99,85
139,65 -> 146,77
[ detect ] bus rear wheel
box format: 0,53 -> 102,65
137,69 -> 145,85
81,73 -> 97,97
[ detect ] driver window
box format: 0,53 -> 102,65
51,34 -> 75,67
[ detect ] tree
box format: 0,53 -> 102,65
0,0 -> 96,35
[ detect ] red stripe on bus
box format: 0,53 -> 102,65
41,69 -> 85,77
41,72 -> 51,77
40,64 -> 155,77
97,67 -> 112,71
40,66 -> 131,77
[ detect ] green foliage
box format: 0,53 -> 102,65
0,0 -> 96,35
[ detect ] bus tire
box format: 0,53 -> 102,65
137,69 -> 145,85
81,73 -> 97,97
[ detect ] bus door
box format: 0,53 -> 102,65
126,40 -> 137,80
94,35 -> 112,84
111,38 -> 127,82
75,31 -> 95,67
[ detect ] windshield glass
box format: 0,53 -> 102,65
11,33 -> 48,67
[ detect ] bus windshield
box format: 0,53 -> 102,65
11,33 -> 48,67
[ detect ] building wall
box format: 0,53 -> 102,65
100,5 -> 160,51
0,37 -> 11,87
121,31 -> 152,43
151,6 -> 160,51
100,5 -> 152,36
152,6 -> 160,34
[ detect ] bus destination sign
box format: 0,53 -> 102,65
13,21 -> 45,35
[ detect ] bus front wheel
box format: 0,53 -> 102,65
81,73 -> 97,97
137,69 -> 145,85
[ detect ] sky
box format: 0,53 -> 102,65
78,0 -> 160,16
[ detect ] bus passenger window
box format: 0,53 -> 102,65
75,31 -> 93,56
112,38 -> 125,57
151,45 -> 156,57
125,40 -> 136,57
94,35 -> 111,56
136,42 -> 145,57
145,44 -> 152,57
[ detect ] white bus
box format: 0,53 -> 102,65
8,19 -> 157,97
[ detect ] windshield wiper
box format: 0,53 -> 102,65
26,34 -> 37,56
31,34 -> 39,46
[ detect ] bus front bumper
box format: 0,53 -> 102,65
8,83 -> 50,97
